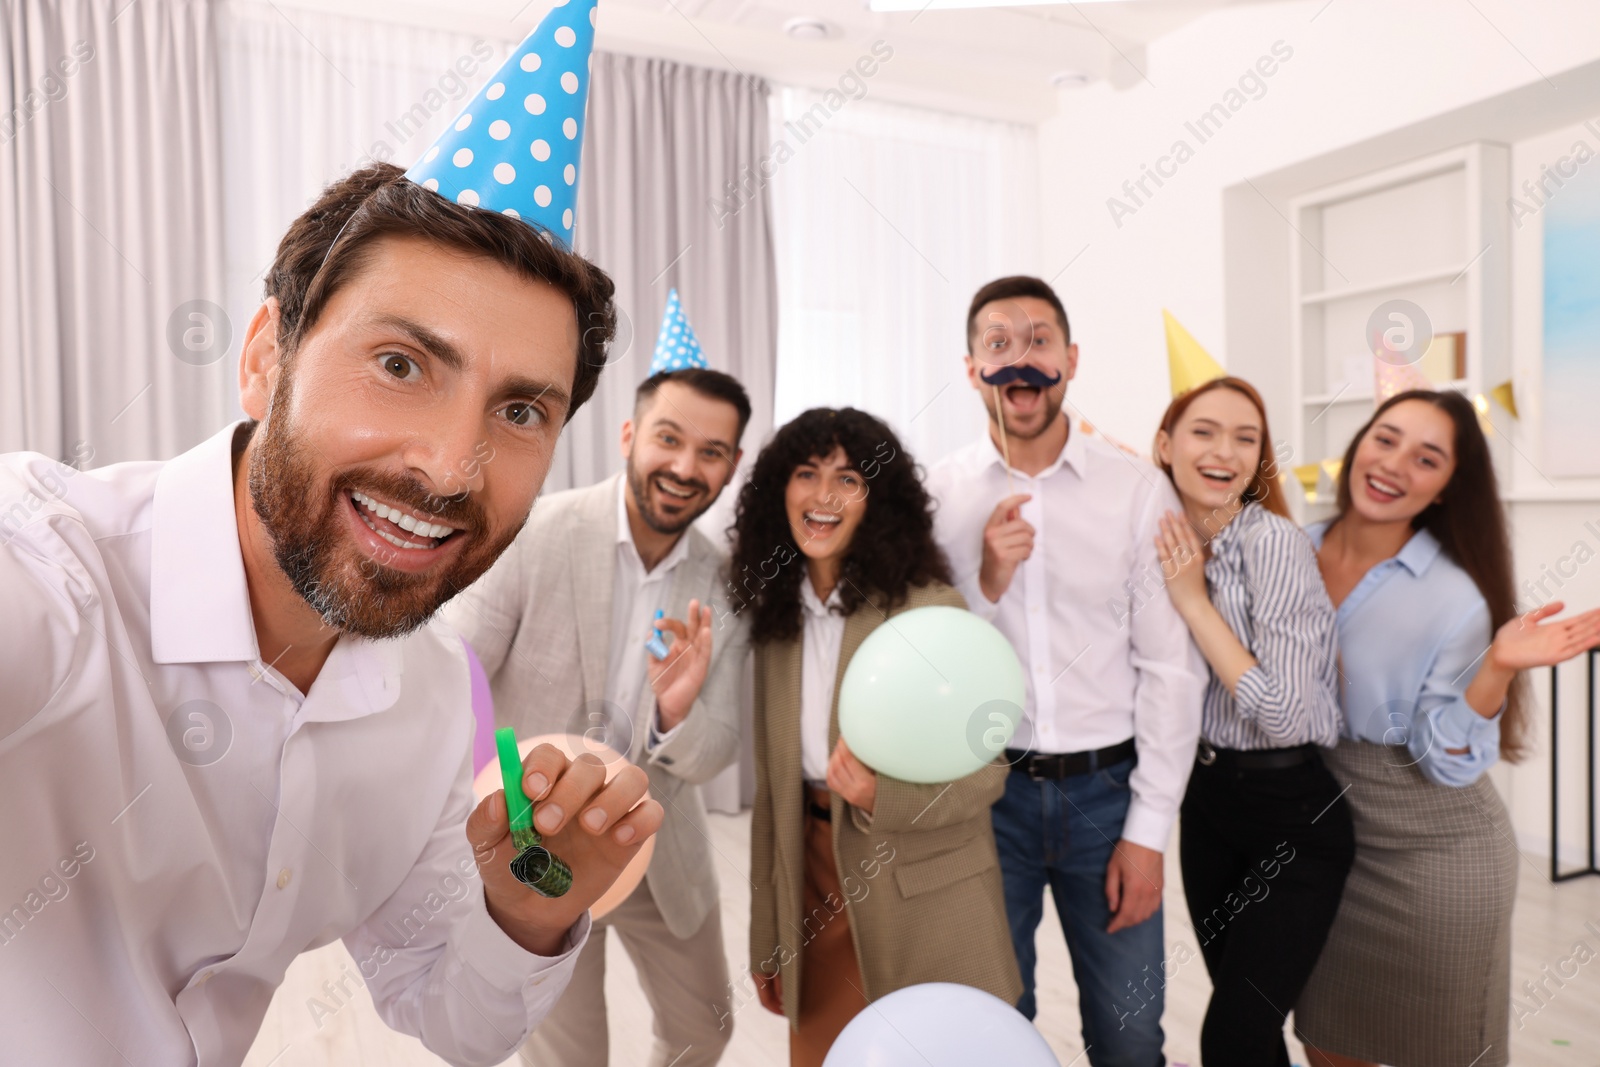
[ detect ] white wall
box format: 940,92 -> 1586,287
1036,0 -> 1600,447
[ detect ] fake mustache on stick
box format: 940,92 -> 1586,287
979,365 -> 1063,388
980,364 -> 1061,498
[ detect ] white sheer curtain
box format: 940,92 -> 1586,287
769,88 -> 1039,469
0,0 -> 228,465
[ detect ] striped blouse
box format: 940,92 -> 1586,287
1198,502 -> 1342,750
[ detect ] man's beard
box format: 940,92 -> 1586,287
987,386 -> 1065,442
626,455 -> 712,536
247,392 -> 523,640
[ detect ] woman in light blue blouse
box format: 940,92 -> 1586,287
1297,390 -> 1600,1067
1153,377 -> 1354,1066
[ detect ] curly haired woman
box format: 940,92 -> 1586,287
730,407 -> 1021,1067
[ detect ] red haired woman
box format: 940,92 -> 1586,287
1152,377 -> 1354,1065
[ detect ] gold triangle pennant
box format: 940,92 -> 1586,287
1288,459 -> 1344,505
1490,380 -> 1518,419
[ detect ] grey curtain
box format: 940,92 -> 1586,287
558,52 -> 778,494
0,0 -> 228,466
563,54 -> 777,812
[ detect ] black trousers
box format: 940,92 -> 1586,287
1178,751 -> 1355,1067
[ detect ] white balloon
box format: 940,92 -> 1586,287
823,983 -> 1059,1067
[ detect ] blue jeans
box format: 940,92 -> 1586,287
992,757 -> 1166,1067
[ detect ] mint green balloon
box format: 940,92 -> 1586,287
838,606 -> 1025,784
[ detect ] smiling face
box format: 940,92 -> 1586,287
241,233 -> 579,638
1156,386 -> 1264,517
620,380 -> 742,535
965,295 -> 1076,441
784,445 -> 869,570
1346,398 -> 1457,524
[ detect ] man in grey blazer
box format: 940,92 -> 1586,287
443,367 -> 752,1067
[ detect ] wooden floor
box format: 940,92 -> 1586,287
244,810 -> 1600,1067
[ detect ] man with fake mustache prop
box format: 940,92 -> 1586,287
0,4 -> 670,1064
926,276 -> 1204,1067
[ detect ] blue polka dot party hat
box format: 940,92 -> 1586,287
651,288 -> 708,372
406,0 -> 597,248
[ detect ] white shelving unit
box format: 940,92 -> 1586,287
1286,143 -> 1510,521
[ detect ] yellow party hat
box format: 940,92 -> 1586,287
1164,310 -> 1227,397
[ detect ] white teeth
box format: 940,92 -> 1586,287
380,528 -> 427,550
1366,475 -> 1403,498
350,490 -> 457,543
656,478 -> 694,499
357,508 -> 429,550
805,510 -> 841,525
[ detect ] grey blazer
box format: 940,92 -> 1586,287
441,472 -> 749,939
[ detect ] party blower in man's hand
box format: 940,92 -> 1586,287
495,727 -> 574,897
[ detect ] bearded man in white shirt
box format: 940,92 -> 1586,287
0,163 -> 665,1067
444,367 -> 751,1067
925,276 -> 1204,1067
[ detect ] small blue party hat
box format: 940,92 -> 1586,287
406,0 -> 597,247
650,289 -> 708,373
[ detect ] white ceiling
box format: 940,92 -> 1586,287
287,0 -> 1273,123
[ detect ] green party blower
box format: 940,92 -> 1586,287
495,727 -> 573,898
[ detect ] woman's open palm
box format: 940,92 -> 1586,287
1492,602 -> 1600,671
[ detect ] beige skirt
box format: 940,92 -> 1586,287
1296,740 -> 1518,1067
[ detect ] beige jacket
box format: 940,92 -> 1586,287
748,580 -> 1022,1027
442,473 -> 749,939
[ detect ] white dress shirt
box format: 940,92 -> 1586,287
0,423 -> 588,1067
799,579 -> 847,785
925,421 -> 1204,852
606,476 -> 693,750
